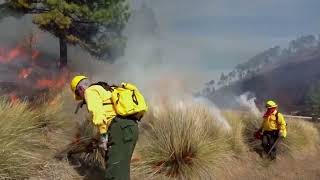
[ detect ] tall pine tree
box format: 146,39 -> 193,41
1,0 -> 130,68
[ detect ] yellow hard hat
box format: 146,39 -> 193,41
265,100 -> 278,108
70,75 -> 88,100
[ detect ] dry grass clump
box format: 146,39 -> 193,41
0,98 -> 45,179
222,111 -> 249,155
279,118 -> 320,156
239,112 -> 262,152
48,89 -> 108,175
34,91 -> 79,153
133,103 -> 233,179
68,118 -> 105,169
30,160 -> 82,180
0,90 -> 81,180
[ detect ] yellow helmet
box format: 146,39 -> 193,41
265,100 -> 278,108
70,75 -> 88,100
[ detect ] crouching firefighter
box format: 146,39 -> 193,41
70,75 -> 148,180
255,100 -> 287,160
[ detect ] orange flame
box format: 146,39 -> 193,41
0,46 -> 24,63
36,71 -> 69,89
9,93 -> 20,104
18,68 -> 33,79
8,46 -> 22,60
31,50 -> 40,60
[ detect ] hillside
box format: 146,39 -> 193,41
205,35 -> 320,115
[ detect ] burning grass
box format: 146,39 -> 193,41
132,103 -> 234,179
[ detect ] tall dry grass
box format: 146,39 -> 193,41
132,103 -> 320,179
133,103 -> 234,179
279,118 -> 320,156
30,160 -> 82,180
1,89 -> 319,180
0,98 -> 46,179
222,111 -> 249,155
0,90 -> 80,180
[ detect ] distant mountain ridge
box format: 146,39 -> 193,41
203,34 -> 320,115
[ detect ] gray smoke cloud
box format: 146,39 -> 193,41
79,1 -> 228,100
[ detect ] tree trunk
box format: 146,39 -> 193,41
59,37 -> 68,69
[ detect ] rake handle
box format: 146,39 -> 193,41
267,137 -> 281,155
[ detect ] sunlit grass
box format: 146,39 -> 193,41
133,103 -> 234,179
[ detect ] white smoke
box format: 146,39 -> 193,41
83,2 -> 224,96
190,97 -> 231,131
236,92 -> 262,117
149,95 -> 231,131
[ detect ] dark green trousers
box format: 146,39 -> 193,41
262,130 -> 279,160
105,117 -> 139,180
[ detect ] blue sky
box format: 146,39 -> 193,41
131,0 -> 320,72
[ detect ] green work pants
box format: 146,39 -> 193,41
105,117 -> 139,180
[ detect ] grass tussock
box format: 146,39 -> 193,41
0,98 -> 46,179
239,112 -> 262,152
133,103 -> 234,179
223,111 -> 249,155
30,160 -> 82,180
35,90 -> 79,153
0,90 -> 78,180
279,118 -> 320,156
71,118 -> 105,169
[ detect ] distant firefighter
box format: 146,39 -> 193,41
255,100 -> 287,160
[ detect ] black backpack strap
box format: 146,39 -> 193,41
90,81 -> 117,92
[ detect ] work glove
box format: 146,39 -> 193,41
254,130 -> 263,140
99,133 -> 108,151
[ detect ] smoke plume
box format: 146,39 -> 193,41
236,92 -> 262,117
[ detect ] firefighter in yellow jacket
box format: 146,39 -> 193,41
70,75 -> 139,180
257,100 -> 287,160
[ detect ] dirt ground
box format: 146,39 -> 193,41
217,151 -> 320,180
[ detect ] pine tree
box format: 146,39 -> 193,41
1,0 -> 130,68
306,82 -> 320,119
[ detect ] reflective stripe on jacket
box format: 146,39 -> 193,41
84,85 -> 116,134
261,111 -> 287,137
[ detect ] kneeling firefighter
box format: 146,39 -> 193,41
255,100 -> 287,160
70,75 -> 148,180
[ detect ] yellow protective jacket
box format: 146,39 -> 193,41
261,111 -> 287,137
84,85 -> 116,134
